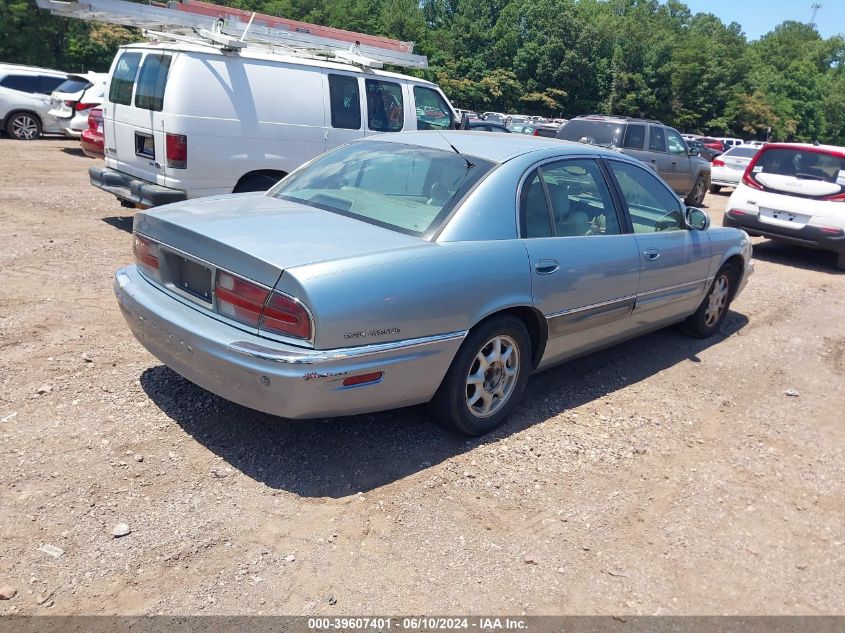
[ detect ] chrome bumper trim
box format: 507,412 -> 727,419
228,331 -> 468,364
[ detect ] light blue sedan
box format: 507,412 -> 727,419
114,132 -> 753,435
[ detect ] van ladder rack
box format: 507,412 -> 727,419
34,0 -> 428,69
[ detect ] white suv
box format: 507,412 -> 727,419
724,143 -> 845,270
0,64 -> 69,139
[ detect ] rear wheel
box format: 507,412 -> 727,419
6,112 -> 41,140
709,184 -> 721,194
429,315 -> 531,436
682,264 -> 737,338
233,173 -> 282,193
685,175 -> 707,207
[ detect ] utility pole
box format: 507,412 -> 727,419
810,3 -> 822,29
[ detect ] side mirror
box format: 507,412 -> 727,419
688,146 -> 700,156
685,206 -> 710,230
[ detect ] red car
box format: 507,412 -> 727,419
698,137 -> 725,152
79,108 -> 104,159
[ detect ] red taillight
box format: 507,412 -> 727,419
260,292 -> 311,339
215,271 -> 312,340
133,234 -> 160,278
727,209 -> 749,217
75,102 -> 97,111
342,372 -> 383,387
712,158 -> 725,167
533,129 -> 540,136
819,226 -> 844,234
88,109 -> 102,129
741,163 -> 763,190
215,271 -> 269,328
822,192 -> 845,202
165,133 -> 187,169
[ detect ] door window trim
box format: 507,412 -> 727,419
516,156 -> 629,239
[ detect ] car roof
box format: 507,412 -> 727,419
370,130 -> 617,164
0,63 -> 67,76
571,114 -> 664,125
120,42 -> 438,86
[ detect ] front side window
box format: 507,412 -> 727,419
0,74 -> 41,93
622,124 -> 645,150
109,52 -> 142,106
134,54 -> 171,111
328,74 -> 361,130
665,128 -> 687,155
271,141 -> 492,237
413,86 -> 452,130
365,79 -> 404,132
649,126 -> 666,152
608,160 -> 684,233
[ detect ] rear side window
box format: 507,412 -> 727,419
413,86 -> 452,130
134,54 -> 171,111
55,77 -> 93,94
328,74 -> 361,130
109,52 -> 142,105
365,79 -> 404,132
622,124 -> 645,150
649,126 -> 666,152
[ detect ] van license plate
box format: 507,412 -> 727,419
135,133 -> 155,159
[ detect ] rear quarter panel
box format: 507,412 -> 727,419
275,241 -> 533,350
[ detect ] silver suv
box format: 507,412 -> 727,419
557,115 -> 711,206
0,64 -> 69,139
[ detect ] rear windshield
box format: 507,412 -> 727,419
754,148 -> 845,185
55,77 -> 93,94
557,120 -> 623,148
270,140 -> 494,237
725,146 -> 758,158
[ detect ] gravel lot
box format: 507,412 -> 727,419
1,138 -> 844,616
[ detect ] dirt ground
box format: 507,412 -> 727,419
0,138 -> 843,616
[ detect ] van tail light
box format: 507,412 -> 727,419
75,102 -> 98,111
215,271 -> 312,340
133,234 -> 160,280
260,293 -> 312,339
712,158 -> 725,167
165,133 -> 187,169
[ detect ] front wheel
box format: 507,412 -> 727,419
682,264 -> 737,338
6,112 -> 41,140
429,315 -> 531,436
685,175 -> 707,207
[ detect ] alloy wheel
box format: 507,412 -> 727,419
704,274 -> 730,327
11,115 -> 39,140
465,334 -> 520,418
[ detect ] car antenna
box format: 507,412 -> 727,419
438,132 -> 475,168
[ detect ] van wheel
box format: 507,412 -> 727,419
685,175 -> 707,207
428,315 -> 530,436
681,264 -> 737,338
233,173 -> 281,193
6,112 -> 41,140
709,184 -> 721,194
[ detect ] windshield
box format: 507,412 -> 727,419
270,141 -> 494,237
558,120 -> 624,148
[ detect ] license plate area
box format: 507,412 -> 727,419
134,132 -> 155,159
759,207 -> 810,228
161,251 -> 213,304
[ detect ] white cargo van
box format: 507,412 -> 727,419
90,41 -> 457,207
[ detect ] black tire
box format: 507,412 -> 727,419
709,184 -> 721,194
428,315 -> 531,436
232,173 -> 281,193
685,174 -> 708,207
837,251 -> 845,272
682,264 -> 738,338
5,112 -> 42,140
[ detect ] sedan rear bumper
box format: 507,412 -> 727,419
114,265 -> 465,419
90,166 -> 186,208
724,211 -> 845,253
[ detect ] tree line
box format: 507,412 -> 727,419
2,0 -> 843,143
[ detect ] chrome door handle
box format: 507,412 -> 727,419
643,248 -> 660,261
534,259 -> 560,275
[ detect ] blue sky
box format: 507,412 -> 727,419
672,0 -> 845,40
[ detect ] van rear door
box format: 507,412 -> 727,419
106,50 -> 173,185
